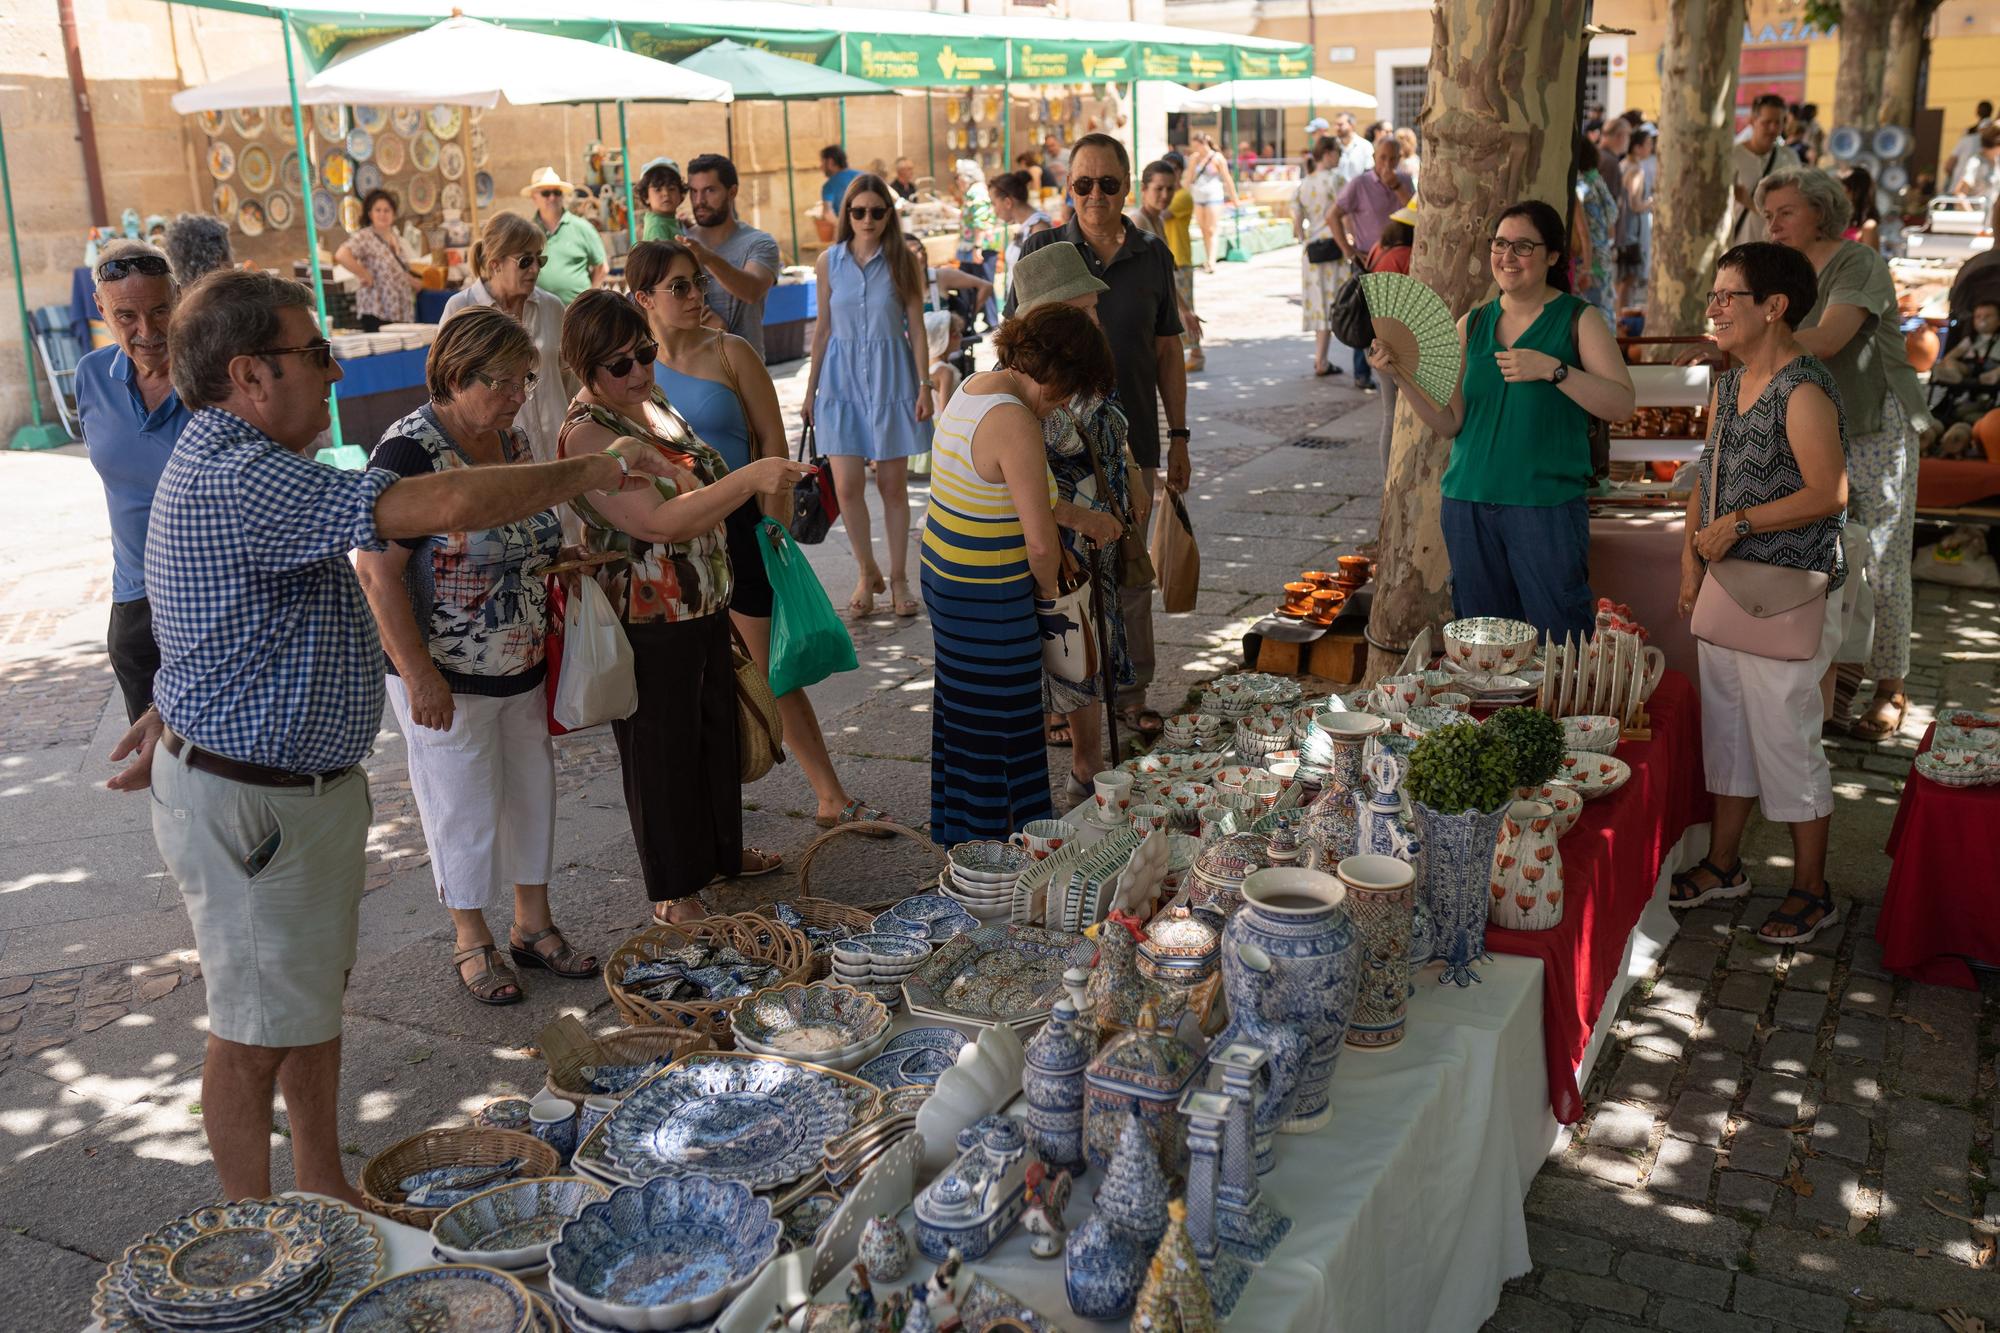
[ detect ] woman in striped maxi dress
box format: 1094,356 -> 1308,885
920,305 -> 1117,843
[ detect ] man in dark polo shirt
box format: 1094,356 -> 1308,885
1008,131 -> 1188,744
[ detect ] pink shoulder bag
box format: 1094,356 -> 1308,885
1688,438 -> 1829,661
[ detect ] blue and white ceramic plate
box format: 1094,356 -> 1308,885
889,893 -> 964,926
550,1176 -> 779,1331
390,105 -> 423,138
884,1026 -> 970,1059
855,1045 -> 956,1090
475,170 -> 495,208
330,1264 -> 533,1332
353,162 -> 384,197
352,105 -> 387,134
870,911 -> 932,941
837,932 -> 932,964
430,1176 -> 611,1271
779,1192 -> 838,1251
599,1054 -> 854,1190
900,923 -> 1095,1026
118,1198 -> 325,1312
344,127 -> 374,163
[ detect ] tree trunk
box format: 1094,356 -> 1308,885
1831,0 -> 1892,133
1644,0 -> 1747,338
1876,0 -> 1934,132
1365,0 -> 1590,682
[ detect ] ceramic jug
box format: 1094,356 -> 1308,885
1489,799 -> 1565,932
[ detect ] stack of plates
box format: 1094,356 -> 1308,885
730,981 -> 893,1073
1052,828 -> 1142,931
940,840 -> 1030,921
872,893 -> 979,944
332,1266 -> 547,1331
429,1177 -> 610,1280
829,933 -> 933,1009
1235,712 -> 1294,763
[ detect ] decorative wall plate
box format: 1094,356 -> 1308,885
230,107 -> 266,139
265,192 -> 293,230
597,1054 -> 855,1190
426,104 -> 462,140
470,124 -> 489,167
237,143 -> 274,194
440,182 -> 465,214
276,105 -> 296,138
410,129 -> 440,172
314,104 -> 347,141
344,126 -> 374,163
474,171 -> 495,208
207,140 -> 235,181
321,150 -> 353,192
211,183 -> 237,218
439,141 -> 465,181
280,150 -> 303,193
407,174 -> 437,214
340,195 -> 364,233
198,109 -> 227,137
354,162 -> 383,197
352,105 -> 387,133
373,131 -> 406,175
237,200 -> 266,236
330,1264 -> 533,1332
312,189 -> 338,230
390,105 -> 423,138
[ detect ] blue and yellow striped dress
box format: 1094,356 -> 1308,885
920,387 -> 1059,844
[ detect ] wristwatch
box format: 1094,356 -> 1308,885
1167,428 -> 1191,442
1733,511 -> 1753,538
1548,363 -> 1570,385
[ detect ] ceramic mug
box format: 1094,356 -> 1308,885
1092,771 -> 1134,818
1374,674 -> 1427,715
1011,818 -> 1070,860
1282,581 -> 1315,613
529,1097 -> 577,1164
1301,569 -> 1336,590
1196,804 -> 1237,842
1128,803 -> 1170,836
576,1094 -> 617,1147
1309,589 -> 1345,624
1243,775 -> 1281,809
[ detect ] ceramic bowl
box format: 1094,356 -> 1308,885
1514,782 -> 1585,838
947,841 -> 1031,884
431,1176 -> 612,1271
890,893 -> 971,925
1933,724 -> 2000,753
332,1265 -> 535,1331
1917,748 -> 1998,788
883,1027 -> 970,1059
1399,706 -> 1466,739
1561,714 -> 1622,754
1431,692 -> 1473,713
835,933 -> 933,968
1555,750 -> 1633,799
729,982 -> 890,1060
1940,709 -> 2000,730
868,912 -> 932,941
550,1176 -> 780,1331
1443,616 -> 1538,675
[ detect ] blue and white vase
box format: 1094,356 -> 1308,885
1336,854 -> 1417,1048
1220,867 -> 1360,1134
1413,800 -> 1512,987
1022,999 -> 1094,1177
1208,936 -> 1311,1172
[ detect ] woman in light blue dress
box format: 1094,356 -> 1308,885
804,173 -> 935,619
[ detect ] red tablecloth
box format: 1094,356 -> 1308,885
1880,725 -> 2000,988
1486,671 -> 1712,1122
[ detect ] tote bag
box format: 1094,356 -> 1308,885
550,575 -> 640,730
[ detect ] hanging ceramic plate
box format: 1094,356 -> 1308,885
1881,162 -> 1910,192
276,105 -> 295,138
474,171 -> 494,208
230,107 -> 266,139
314,104 -> 347,141
426,104 -> 462,140
374,132 -> 405,175
322,150 -> 353,193
207,140 -> 235,182
1825,124 -> 1863,162
1871,124 -> 1911,160
237,200 -> 266,237
438,141 -> 465,182
389,105 -> 423,138
198,109 -> 227,137
408,174 -> 438,214
355,162 -> 384,197
345,126 -> 374,163
341,195 -> 365,233
265,192 -> 293,230
352,105 -> 387,134
313,189 -> 338,230
238,143 -> 275,194
1851,151 -> 1882,179
469,125 -> 489,168
411,130 -> 440,172
211,183 -> 237,218
440,182 -> 465,214
280,150 -> 303,193
468,104 -> 484,124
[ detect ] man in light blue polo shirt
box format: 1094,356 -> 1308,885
819,144 -> 861,215
75,240 -> 192,722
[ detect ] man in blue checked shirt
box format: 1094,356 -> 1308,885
108,268 -> 682,1204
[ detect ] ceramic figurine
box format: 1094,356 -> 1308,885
858,1213 -> 913,1283
1093,1107 -> 1171,1242
1020,1159 -> 1074,1258
913,1118 -> 1030,1261
1087,911 -> 1190,1035
1338,854 -> 1418,1048
1208,1041 -> 1292,1261
1065,1210 -> 1150,1320
847,1264 -> 877,1325
1084,1001 -> 1201,1179
923,1248 -> 962,1324
1129,1200 -> 1219,1333
1023,998 -> 1094,1176
902,1284 -> 936,1333
1489,799 -> 1565,931
1413,799 -> 1512,986
1176,1088 -> 1250,1315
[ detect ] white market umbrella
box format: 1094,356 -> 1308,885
170,56 -> 346,114
1149,81 -> 1219,115
1193,77 -> 1377,112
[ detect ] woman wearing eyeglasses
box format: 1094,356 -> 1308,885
1371,199 -> 1635,640
557,291 -> 817,925
629,239 -> 891,834
803,173 -> 935,620
442,212 -> 567,463
356,307 -> 584,1006
333,189 -> 423,332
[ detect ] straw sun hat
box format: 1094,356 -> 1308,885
520,166 -> 578,197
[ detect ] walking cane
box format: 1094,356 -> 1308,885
1091,539 -> 1121,762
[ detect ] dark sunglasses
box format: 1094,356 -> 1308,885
654,274 -> 711,300
255,340 -> 336,371
598,341 -> 658,378
511,253 -> 550,272
537,189 -> 565,200
847,205 -> 889,222
96,255 -> 171,283
1069,176 -> 1125,198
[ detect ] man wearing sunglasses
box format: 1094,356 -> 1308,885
521,166 -> 606,306
682,153 -> 781,361
75,240 -> 191,725
1007,132 -> 1188,746
107,269 -> 676,1206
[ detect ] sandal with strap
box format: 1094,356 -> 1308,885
1046,716 -> 1073,748
510,925 -> 599,979
730,846 -> 783,878
1121,708 -> 1166,744
452,944 -> 523,1006
1849,692 -> 1908,743
1757,884 -> 1840,947
1669,857 -> 1751,908
652,897 -> 708,927
814,797 -> 888,830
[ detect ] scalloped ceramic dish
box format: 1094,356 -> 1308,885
1555,750 -> 1632,799
900,923 -> 1096,1027
598,1054 -> 855,1190
430,1176 -> 611,1271
330,1264 -> 532,1332
550,1176 -> 778,1332
729,982 -> 890,1060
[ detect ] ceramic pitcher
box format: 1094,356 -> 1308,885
1300,711 -> 1386,864
1489,799 -> 1565,932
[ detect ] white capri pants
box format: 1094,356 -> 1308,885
385,676 -> 557,910
1697,590 -> 1845,824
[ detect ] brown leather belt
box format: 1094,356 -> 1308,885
163,730 -> 354,789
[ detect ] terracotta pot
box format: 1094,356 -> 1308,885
1905,323 -> 1941,373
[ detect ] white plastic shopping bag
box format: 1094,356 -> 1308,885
551,575 -> 638,730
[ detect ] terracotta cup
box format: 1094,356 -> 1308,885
1336,554 -> 1370,582
1309,589 -> 1345,624
1282,581 -> 1315,614
1301,569 -> 1337,590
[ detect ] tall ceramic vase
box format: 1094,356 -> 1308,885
1489,800 -> 1565,932
1218,867 -> 1359,1134
1300,711 -> 1387,864
1337,854 -> 1417,1048
1412,800 -> 1511,987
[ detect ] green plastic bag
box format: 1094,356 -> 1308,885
758,517 -> 859,697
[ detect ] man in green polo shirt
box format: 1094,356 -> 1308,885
522,166 -> 606,306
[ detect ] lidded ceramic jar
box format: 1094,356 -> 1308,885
1022,998 -> 1094,1176
1137,906 -> 1221,986
1186,831 -> 1271,918
1083,1000 -> 1200,1180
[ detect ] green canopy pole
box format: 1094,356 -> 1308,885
782,101 -> 800,264
838,40 -> 848,148
282,9 -> 349,463
1224,81 -> 1247,263
926,87 -> 935,183
3,97 -> 68,449
611,30 -> 636,247
1002,43 -> 1012,178
594,103 -> 604,141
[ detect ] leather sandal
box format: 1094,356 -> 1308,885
1668,857 -> 1750,908
1849,692 -> 1908,743
729,847 -> 783,878
452,944 -> 523,1006
1757,884 -> 1840,947
509,925 -> 598,979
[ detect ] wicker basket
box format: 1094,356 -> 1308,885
603,912 -> 812,1037
361,1127 -> 559,1229
794,821 -> 946,912
753,898 -> 878,980
538,1015 -> 714,1107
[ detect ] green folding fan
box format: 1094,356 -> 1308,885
1359,271 -> 1462,411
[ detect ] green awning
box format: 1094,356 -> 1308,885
674,38 -> 890,101
1007,38 -> 1137,87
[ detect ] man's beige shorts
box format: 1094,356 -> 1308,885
151,744 -> 370,1048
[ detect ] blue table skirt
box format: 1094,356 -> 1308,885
334,346 -> 427,399
68,267 -> 98,355
765,279 -> 816,324
416,289 -> 452,323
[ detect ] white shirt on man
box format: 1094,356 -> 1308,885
1732,140 -> 1800,243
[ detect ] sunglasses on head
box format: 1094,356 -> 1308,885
511,252 -> 550,272
96,255 -> 171,283
1069,176 -> 1125,198
599,341 -> 658,378
847,205 -> 889,222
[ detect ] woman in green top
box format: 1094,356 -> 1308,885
1372,200 -> 1634,640
1756,167 -> 1922,743
638,160 -> 685,244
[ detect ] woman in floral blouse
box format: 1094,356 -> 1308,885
556,291 -> 813,924
334,189 -> 423,330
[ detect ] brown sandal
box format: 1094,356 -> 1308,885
452,944 -> 522,1006
652,897 -> 709,927
510,925 -> 599,979
1849,692 -> 1908,743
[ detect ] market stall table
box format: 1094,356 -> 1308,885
1590,506 -> 1701,685
1880,724 -> 2000,987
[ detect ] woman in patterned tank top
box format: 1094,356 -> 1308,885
1668,242 -> 1851,952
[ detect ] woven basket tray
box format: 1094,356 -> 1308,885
361,1127 -> 559,1229
537,1015 -> 715,1107
603,912 -> 812,1038
754,898 -> 878,980
794,821 -> 945,912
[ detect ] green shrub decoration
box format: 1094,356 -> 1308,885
1405,722 -> 1514,815
1485,707 -> 1566,788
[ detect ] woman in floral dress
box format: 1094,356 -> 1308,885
1294,138 -> 1345,376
